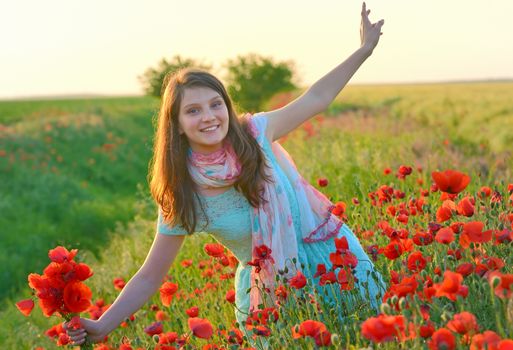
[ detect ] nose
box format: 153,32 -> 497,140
201,108 -> 216,121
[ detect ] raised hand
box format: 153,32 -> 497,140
360,2 -> 385,51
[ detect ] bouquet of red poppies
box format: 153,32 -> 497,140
16,246 -> 94,348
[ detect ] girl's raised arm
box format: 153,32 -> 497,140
265,2 -> 384,142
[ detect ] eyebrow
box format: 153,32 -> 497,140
182,95 -> 222,109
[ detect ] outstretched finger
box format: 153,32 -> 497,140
361,4 -> 372,26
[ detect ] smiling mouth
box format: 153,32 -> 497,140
200,125 -> 219,132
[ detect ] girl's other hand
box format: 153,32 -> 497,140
63,318 -> 106,345
360,2 -> 385,52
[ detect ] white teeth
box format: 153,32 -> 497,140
201,125 -> 218,132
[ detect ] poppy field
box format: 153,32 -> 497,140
2,82 -> 513,349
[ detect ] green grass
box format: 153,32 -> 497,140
0,96 -> 160,301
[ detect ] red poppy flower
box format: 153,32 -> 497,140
254,244 -> 273,260
387,275 -> 418,299
419,321 -> 435,338
42,262 -> 72,288
435,227 -> 455,244
413,231 -> 434,246
160,282 -> 179,307
436,200 -> 456,223
48,246 -> 78,263
156,310 -> 169,321
329,250 -> 358,268
332,202 -> 347,217
314,264 -> 327,278
181,259 -> 193,268
45,322 -> 65,338
317,178 -> 328,187
488,272 -> 513,299
457,196 -> 475,217
491,191 -> 503,204
432,169 -> 471,194
74,263 -> 94,281
447,248 -> 462,260
478,186 -> 492,198
275,285 -> 288,300
319,271 -> 337,286
37,288 -> 62,317
246,307 -> 279,327
381,241 -> 404,260
428,328 -> 456,350
455,263 -> 474,277
434,271 -> 468,301
292,320 -> 327,338
495,229 -> 513,245
186,306 -> 199,317
15,299 -> 34,316
188,317 -> 213,339
56,333 -> 71,346
447,312 -> 479,335
252,325 -> 271,337
225,290 -> 235,303
361,314 -> 406,343
498,339 -> 513,349
63,281 -> 92,313
337,268 -> 355,290
88,299 -> 110,320
67,315 -> 82,330
289,271 -> 307,289
461,221 -> 492,245
204,243 -> 225,258
407,251 -> 427,272
221,327 -> 244,345
396,165 -> 412,180
470,330 -> 502,350
292,320 -> 332,347
158,331 -> 178,345
144,321 -> 163,336
314,331 -> 331,346
246,258 -> 263,273
113,277 -> 126,290
334,236 -> 349,251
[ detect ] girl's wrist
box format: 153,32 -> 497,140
359,44 -> 374,56
94,317 -> 116,337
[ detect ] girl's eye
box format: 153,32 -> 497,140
187,108 -> 198,114
212,101 -> 222,108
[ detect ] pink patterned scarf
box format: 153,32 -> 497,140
187,114 -> 343,312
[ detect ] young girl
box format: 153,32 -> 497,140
66,2 -> 385,346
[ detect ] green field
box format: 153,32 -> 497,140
1,82 -> 512,349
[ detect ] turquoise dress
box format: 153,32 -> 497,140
157,114 -> 386,327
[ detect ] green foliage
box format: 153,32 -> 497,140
225,53 -> 297,113
138,55 -> 211,97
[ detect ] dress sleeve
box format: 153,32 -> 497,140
157,208 -> 188,236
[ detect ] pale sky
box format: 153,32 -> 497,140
1,0 -> 512,99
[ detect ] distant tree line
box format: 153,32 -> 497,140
138,54 -> 298,113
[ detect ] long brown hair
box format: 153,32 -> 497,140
149,68 -> 272,234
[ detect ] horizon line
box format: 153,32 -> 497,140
2,77 -> 512,102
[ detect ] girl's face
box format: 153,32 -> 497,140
177,86 -> 230,154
